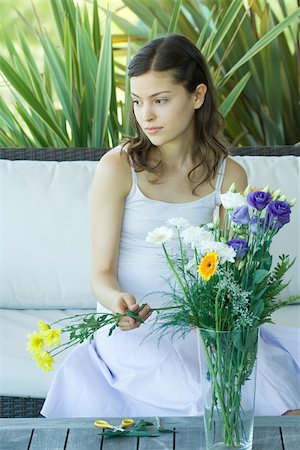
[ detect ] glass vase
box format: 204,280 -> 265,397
198,328 -> 259,450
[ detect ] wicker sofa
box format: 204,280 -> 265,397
0,146 -> 299,418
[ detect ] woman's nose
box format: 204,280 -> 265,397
142,104 -> 155,121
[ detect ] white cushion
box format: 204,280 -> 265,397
0,160 -> 98,309
233,156 -> 300,303
0,308 -> 94,397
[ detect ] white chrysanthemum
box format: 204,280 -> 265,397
220,192 -> 246,209
167,217 -> 190,229
181,226 -> 214,249
145,226 -> 174,245
199,240 -> 236,264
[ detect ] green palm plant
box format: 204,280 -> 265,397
0,0 -> 124,148
109,0 -> 300,146
0,0 -> 299,147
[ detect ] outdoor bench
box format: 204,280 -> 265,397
0,145 -> 299,418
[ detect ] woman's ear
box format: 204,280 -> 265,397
194,84 -> 207,109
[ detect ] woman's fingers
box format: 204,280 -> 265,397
118,303 -> 152,331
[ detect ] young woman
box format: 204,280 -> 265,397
41,34 -> 299,418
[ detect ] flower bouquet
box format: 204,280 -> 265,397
144,184 -> 298,450
26,184 -> 298,449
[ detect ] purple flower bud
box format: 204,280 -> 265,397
231,205 -> 250,225
247,191 -> 272,211
266,201 -> 291,229
249,216 -> 265,234
228,239 -> 249,259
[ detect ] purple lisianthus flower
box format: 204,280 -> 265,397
266,201 -> 291,229
249,216 -> 265,234
231,205 -> 250,225
247,191 -> 272,211
228,239 -> 249,259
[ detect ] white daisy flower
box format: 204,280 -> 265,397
199,240 -> 236,264
166,217 -> 190,229
181,226 -> 214,249
145,226 -> 174,245
220,192 -> 246,210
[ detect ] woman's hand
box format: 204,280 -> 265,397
112,293 -> 152,331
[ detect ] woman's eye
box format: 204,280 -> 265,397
156,98 -> 167,104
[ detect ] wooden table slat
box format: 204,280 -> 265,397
0,428 -> 33,450
66,428 -> 103,450
252,426 -> 283,450
280,426 -> 300,450
29,428 -> 67,450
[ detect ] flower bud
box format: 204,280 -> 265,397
243,185 -> 252,197
272,189 -> 281,200
278,194 -> 286,201
262,185 -> 270,192
207,222 -> 215,230
288,197 -> 297,207
229,182 -> 236,193
213,215 -> 220,227
238,259 -> 247,270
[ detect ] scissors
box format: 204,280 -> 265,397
94,418 -> 134,432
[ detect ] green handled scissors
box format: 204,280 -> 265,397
94,418 -> 134,432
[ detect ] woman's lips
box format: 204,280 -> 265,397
145,128 -> 162,134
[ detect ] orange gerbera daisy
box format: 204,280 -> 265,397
197,251 -> 219,281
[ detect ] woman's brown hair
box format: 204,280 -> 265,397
120,33 -> 229,194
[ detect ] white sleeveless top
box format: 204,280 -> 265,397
99,158 -> 227,310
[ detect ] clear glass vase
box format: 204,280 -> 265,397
198,328 -> 259,450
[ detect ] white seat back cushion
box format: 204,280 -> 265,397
0,160 -> 98,309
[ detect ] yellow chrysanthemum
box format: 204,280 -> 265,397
26,331 -> 44,355
197,251 -> 219,281
42,328 -> 61,348
35,350 -> 54,372
38,321 -> 50,332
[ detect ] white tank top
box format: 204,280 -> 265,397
98,157 -> 227,310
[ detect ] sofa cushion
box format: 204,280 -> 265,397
0,160 -> 98,309
0,308 -> 95,398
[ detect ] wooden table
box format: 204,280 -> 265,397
0,416 -> 299,449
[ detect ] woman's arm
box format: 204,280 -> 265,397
219,157 -> 248,226
90,149 -> 150,330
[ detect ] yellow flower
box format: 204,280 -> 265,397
42,328 -> 61,348
26,331 -> 44,355
35,350 -> 54,372
197,251 -> 219,281
38,321 -> 50,332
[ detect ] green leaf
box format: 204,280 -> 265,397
0,56 -> 69,145
167,0 -> 182,33
219,72 -> 251,117
252,269 -> 269,285
223,7 -> 300,81
92,13 -> 112,146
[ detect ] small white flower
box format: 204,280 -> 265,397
220,192 -> 246,210
167,217 -> 190,229
198,240 -> 236,264
146,226 -> 174,245
181,226 -> 214,249
207,222 -> 215,230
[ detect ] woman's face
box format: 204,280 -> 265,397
130,71 -> 206,147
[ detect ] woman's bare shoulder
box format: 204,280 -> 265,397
94,145 -> 132,196
222,156 -> 247,193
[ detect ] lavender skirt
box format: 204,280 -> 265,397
41,323 -> 300,418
